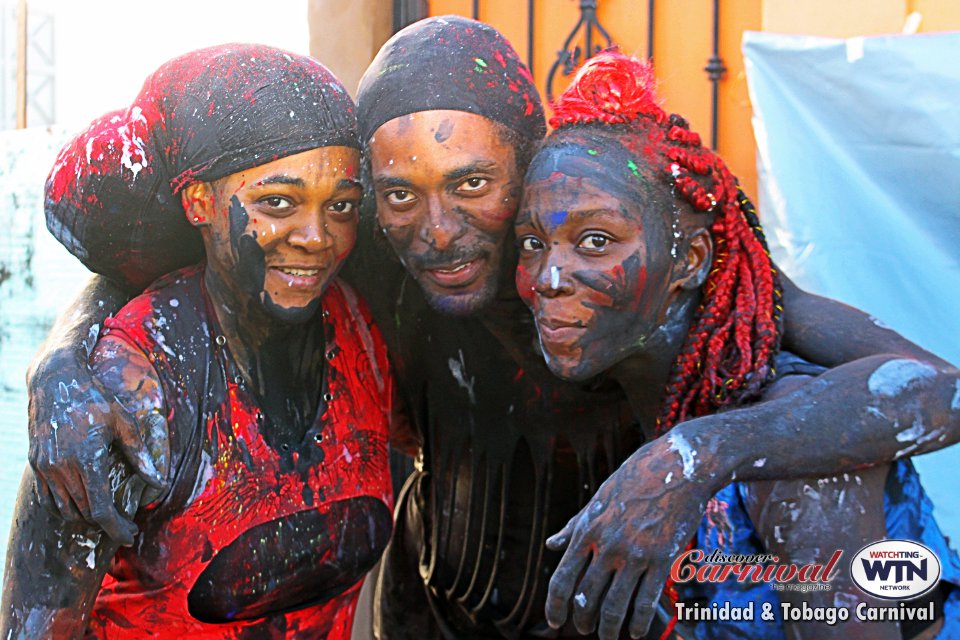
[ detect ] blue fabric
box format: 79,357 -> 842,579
742,30 -> 960,542
679,461 -> 960,638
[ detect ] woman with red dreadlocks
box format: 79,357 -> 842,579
1,45 -> 395,638
516,52 -> 960,640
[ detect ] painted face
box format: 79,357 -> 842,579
197,147 -> 361,323
515,144 -> 677,381
369,110 -> 522,316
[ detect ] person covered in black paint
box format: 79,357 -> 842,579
514,51 -> 960,639
23,16 -> 960,640
2,44 -> 396,639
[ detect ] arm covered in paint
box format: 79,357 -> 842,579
545,352 -> 960,639
780,272 -> 952,367
2,335 -> 166,639
26,274 -> 168,545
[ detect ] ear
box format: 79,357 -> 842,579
181,183 -> 214,228
673,228 -> 713,291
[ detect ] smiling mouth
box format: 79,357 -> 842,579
277,267 -> 320,277
423,257 -> 485,288
269,265 -> 328,289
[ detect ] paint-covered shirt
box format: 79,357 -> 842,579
87,265 -> 394,639
343,233 -> 644,639
677,353 -> 960,640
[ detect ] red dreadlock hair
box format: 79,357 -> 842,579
551,51 -> 783,434
550,49 -> 783,640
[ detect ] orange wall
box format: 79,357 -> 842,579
429,0 -> 960,204
430,0 -> 763,197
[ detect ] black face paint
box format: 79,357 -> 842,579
227,195 -> 321,325
434,118 -> 455,143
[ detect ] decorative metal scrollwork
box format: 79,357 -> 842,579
545,0 -> 614,103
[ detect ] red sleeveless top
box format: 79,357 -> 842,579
88,266 -> 394,638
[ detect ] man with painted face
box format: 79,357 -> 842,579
26,16 -> 960,640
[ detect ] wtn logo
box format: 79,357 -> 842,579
861,558 -> 927,583
851,540 -> 941,600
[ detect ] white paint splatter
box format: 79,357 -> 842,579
73,533 -> 99,570
574,592 -> 587,608
867,359 -> 937,398
667,432 -> 698,480
169,298 -> 179,308
664,471 -> 673,484
753,458 -> 766,468
774,525 -> 785,543
117,106 -> 149,180
448,349 -> 476,404
868,315 -> 892,330
550,265 -> 560,289
896,420 -> 926,442
865,406 -> 888,420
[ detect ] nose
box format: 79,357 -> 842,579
287,209 -> 334,254
533,255 -> 574,298
418,195 -> 466,251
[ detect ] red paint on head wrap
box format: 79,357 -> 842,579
550,52 -> 665,128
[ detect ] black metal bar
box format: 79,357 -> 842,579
704,0 -> 727,150
527,0 -> 535,76
545,0 -> 614,102
392,0 -> 429,33
472,0 -> 479,20
584,2 -> 594,60
647,0 -> 655,61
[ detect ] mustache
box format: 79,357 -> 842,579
408,247 -> 489,271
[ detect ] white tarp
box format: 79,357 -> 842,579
744,30 -> 960,541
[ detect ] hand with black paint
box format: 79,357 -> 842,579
26,275 -> 168,545
544,427 -> 716,639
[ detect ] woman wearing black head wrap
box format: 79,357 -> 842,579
2,44 -> 395,639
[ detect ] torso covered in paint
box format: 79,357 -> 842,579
676,353 -> 960,640
343,237 -> 641,638
678,460 -> 960,640
89,266 -> 394,639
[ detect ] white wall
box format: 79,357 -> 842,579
51,0 -> 311,131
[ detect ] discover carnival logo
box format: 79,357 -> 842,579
850,539 -> 942,600
670,540 -> 942,626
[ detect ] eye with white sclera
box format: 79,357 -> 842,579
577,233 -> 613,252
455,177 -> 489,194
519,236 -> 545,252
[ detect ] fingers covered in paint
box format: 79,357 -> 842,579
116,409 -> 168,490
571,564 -> 613,634
545,432 -> 715,639
629,563 -> 671,639
545,519 -> 573,551
545,522 -> 590,629
597,564 -> 643,640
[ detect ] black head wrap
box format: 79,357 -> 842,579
356,15 -> 546,143
46,44 -> 358,289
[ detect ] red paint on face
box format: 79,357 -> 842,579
516,159 -> 675,382
515,263 -> 535,306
